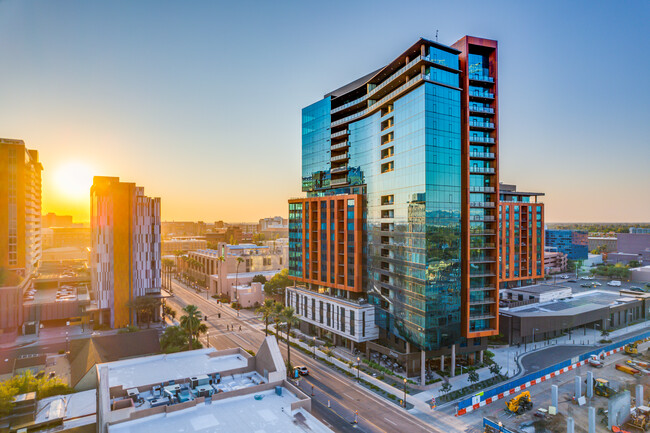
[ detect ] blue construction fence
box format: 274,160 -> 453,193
483,417 -> 516,432
458,329 -> 650,410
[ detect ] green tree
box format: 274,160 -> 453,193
628,260 -> 641,268
252,274 -> 267,284
282,307 -> 300,374
160,326 -> 189,353
256,299 -> 276,336
489,363 -> 501,379
180,304 -> 203,351
0,371 -> 73,417
440,382 -> 452,396
467,370 -> 480,389
127,296 -> 160,328
264,268 -> 291,298
272,302 -> 284,337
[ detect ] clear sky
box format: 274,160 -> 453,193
1,0 -> 648,223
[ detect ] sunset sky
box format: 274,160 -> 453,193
1,0 -> 648,223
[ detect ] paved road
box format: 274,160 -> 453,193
167,280 -> 457,433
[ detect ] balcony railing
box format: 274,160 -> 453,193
470,230 -> 496,236
469,136 -> 495,144
469,186 -> 495,193
470,285 -> 496,292
470,242 -> 496,249
331,141 -> 349,151
470,90 -> 494,99
330,166 -> 348,174
469,74 -> 494,83
469,314 -> 496,321
331,130 -> 349,139
470,272 -> 497,278
470,201 -> 495,208
469,106 -> 495,114
470,256 -> 496,263
469,152 -> 495,159
469,166 -> 495,174
469,298 -> 496,305
469,215 -> 495,222
331,153 -> 349,162
470,121 -> 495,129
330,178 -> 348,186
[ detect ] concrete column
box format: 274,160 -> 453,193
586,371 -> 594,398
551,385 -> 559,409
588,407 -> 596,433
637,384 -> 644,406
440,355 -> 445,370
567,417 -> 575,433
479,350 -> 484,364
451,345 -> 456,378
421,350 -> 426,385
406,342 -> 410,354
574,376 -> 581,399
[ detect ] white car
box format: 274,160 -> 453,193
608,281 -> 622,287
560,275 -> 570,279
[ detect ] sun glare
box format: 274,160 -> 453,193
53,162 -> 94,200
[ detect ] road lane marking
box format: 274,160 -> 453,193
384,418 -> 396,426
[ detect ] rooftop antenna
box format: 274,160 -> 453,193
435,30 -> 439,42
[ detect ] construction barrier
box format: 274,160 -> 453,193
483,417 -> 517,433
456,329 -> 650,416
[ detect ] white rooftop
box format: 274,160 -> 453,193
108,388 -> 331,433
105,349 -> 247,389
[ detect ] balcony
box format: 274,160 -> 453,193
331,141 -> 349,151
470,201 -> 495,208
469,215 -> 495,222
331,153 -> 349,162
330,178 -> 348,186
470,256 -> 496,263
469,90 -> 494,100
469,166 -> 495,174
469,106 -> 495,115
331,129 -> 349,139
469,136 -> 495,144
469,186 -> 495,193
469,298 -> 496,306
469,314 -> 496,321
470,286 -> 496,292
470,229 -> 496,236
469,74 -> 494,84
470,272 -> 497,278
469,151 -> 495,160
470,242 -> 496,249
470,121 -> 495,130
331,166 -> 348,174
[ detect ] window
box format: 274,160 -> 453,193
381,161 -> 394,174
381,146 -> 394,159
381,132 -> 393,145
381,194 -> 394,205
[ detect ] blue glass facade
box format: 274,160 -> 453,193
545,229 -> 588,260
302,98 -> 332,192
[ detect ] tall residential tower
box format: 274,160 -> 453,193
90,176 -> 161,328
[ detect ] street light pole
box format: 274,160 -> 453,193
313,337 -> 316,359
357,357 -> 360,382
403,378 -> 407,408
206,331 -> 210,348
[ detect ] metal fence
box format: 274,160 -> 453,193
483,417 -> 516,432
458,329 -> 650,410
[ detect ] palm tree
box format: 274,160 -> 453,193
256,299 -> 275,336
127,296 -> 160,328
180,304 -> 202,351
282,307 -> 300,374
216,255 -> 225,295
272,302 -> 284,338
162,258 -> 175,291
234,257 -> 244,316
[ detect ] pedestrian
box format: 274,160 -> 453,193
239,325 -> 241,331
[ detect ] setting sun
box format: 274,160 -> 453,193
53,161 -> 94,200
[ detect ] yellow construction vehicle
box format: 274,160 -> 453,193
594,378 -> 617,398
625,342 -> 640,357
506,391 -> 533,415
627,406 -> 650,431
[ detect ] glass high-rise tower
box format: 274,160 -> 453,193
287,36 -> 506,377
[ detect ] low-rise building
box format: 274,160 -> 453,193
500,283 -> 572,305
588,236 -> 617,253
95,337 -> 331,433
188,243 -> 285,294
544,248 -> 568,273
545,229 -> 588,260
500,290 -> 648,345
630,265 -> 650,283
161,237 -> 207,255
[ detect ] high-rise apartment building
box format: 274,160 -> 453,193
0,138 -> 42,342
498,184 -> 544,288
90,176 -> 161,328
287,36 -> 512,378
0,138 -> 42,277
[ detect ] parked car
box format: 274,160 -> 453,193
560,275 -> 570,279
608,280 -> 622,287
629,287 -> 645,292
581,283 -> 593,288
295,366 -> 309,376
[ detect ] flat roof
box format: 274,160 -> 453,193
503,290 -> 639,317
506,284 -> 570,294
108,388 -> 331,433
104,349 -> 247,389
219,269 -> 281,280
